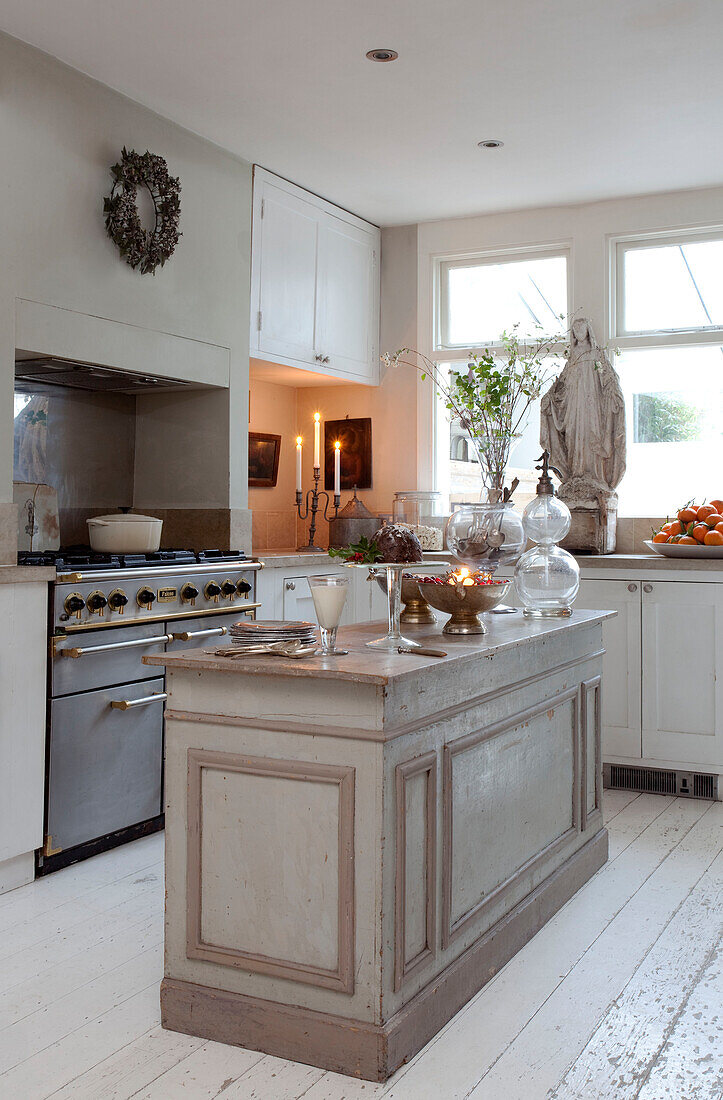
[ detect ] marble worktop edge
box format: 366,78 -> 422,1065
0,565 -> 56,584
145,609 -> 613,685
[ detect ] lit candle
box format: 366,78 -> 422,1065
296,436 -> 303,493
334,440 -> 341,496
313,412 -> 321,469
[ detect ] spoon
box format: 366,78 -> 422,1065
210,641 -> 318,660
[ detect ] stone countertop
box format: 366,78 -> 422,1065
145,609 -> 613,686
0,565 -> 56,584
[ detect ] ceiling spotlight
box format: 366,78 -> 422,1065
478,139 -> 504,149
366,48 -> 398,62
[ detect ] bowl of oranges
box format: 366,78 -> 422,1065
646,501 -> 723,558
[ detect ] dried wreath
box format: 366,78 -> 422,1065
103,148 -> 181,275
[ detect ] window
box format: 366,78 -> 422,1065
613,231 -> 723,516
434,248 -> 569,507
438,251 -> 568,349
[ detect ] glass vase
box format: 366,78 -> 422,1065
445,502 -> 526,574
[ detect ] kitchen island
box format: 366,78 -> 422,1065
146,610 -> 612,1081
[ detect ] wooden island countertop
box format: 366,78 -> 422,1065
150,610 -> 613,1080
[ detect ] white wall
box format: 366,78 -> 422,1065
1,31 -> 253,552
412,184 -> 723,496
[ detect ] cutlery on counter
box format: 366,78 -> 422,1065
209,641 -> 318,660
398,645 -> 448,657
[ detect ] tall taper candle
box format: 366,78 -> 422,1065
296,436 -> 303,493
334,440 -> 341,497
313,412 -> 321,468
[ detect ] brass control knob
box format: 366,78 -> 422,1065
180,583 -> 199,604
64,593 -> 86,618
236,579 -> 252,596
137,587 -> 156,609
87,591 -> 108,614
220,580 -> 236,598
108,589 -> 128,613
204,581 -> 221,602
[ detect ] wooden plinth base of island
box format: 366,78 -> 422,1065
160,829 -> 606,1081
147,612 -> 614,1083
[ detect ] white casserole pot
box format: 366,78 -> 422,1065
87,513 -> 163,553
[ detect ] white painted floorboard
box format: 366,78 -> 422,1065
0,794 -> 720,1100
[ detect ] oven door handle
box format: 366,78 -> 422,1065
58,633 -> 174,658
110,692 -> 168,711
171,626 -> 227,642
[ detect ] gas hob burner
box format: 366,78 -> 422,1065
197,549 -> 246,563
19,546 -> 249,571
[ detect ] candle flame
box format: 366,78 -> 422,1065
334,440 -> 341,451
448,566 -> 474,587
313,412 -> 321,423
296,436 -> 303,446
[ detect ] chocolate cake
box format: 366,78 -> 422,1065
373,524 -> 423,563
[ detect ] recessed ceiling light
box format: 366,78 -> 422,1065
366,48 -> 398,62
478,139 -> 504,149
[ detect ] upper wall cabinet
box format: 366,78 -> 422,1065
250,168 -> 381,385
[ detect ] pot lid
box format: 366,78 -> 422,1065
337,488 -> 375,520
88,512 -> 161,523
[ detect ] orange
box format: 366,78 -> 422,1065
679,536 -> 697,544
715,522 -> 723,535
710,499 -> 723,512
666,521 -> 683,537
697,504 -> 716,522
652,532 -> 669,543
678,507 -> 697,524
705,513 -> 723,526
704,529 -> 723,546
692,524 -> 709,543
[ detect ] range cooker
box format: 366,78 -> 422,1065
21,548 -> 261,873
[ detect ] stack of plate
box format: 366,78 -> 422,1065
228,619 -> 317,647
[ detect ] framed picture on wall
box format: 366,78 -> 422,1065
324,417 -> 372,490
248,431 -> 281,487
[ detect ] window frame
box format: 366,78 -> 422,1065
434,242 -> 573,357
612,226 -> 723,349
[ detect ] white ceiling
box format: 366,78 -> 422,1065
2,0 -> 722,225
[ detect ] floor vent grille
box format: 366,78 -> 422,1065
604,764 -> 718,800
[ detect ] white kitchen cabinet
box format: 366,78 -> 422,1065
641,580 -> 723,768
0,575 -> 48,892
250,168 -> 380,385
576,578 -> 642,759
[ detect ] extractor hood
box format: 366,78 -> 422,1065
14,354 -> 193,394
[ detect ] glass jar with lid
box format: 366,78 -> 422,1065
514,452 -> 580,617
392,490 -> 446,551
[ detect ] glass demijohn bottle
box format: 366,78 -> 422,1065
514,452 -> 580,617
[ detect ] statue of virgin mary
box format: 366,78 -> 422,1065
540,318 -> 626,507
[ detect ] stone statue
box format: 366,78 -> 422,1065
540,318 -> 626,553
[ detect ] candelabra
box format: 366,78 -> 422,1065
296,467 -> 340,551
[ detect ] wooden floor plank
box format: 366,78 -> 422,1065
0,984 -> 161,1099
0,885 -> 162,996
0,914 -> 163,1030
49,1026 -> 204,1100
550,847 -> 723,1098
0,943 -> 162,1075
382,796 -> 710,1100
636,942 -> 723,1100
131,1039 -> 267,1099
464,802 -> 722,1100
222,1052 -> 326,1099
602,788 -> 640,824
606,792 -> 675,860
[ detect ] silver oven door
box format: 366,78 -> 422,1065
52,623 -> 172,696
47,676 -> 165,853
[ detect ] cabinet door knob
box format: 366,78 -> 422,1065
322,356 -> 330,364
627,583 -> 638,592
285,581 -> 296,591
643,583 -> 653,593
314,354 -> 323,362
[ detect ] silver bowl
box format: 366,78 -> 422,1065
417,579 -> 510,634
374,572 -> 436,625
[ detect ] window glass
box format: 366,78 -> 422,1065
616,345 -> 723,516
622,239 -> 723,333
442,254 -> 567,347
